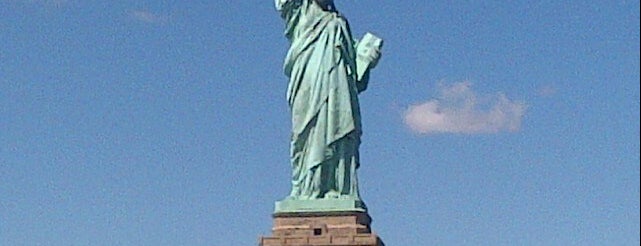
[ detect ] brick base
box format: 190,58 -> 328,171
259,211 -> 384,246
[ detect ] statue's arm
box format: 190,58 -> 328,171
275,0 -> 301,12
275,0 -> 286,11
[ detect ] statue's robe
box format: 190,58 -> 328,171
276,0 -> 368,200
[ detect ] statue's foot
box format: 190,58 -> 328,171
284,195 -> 300,201
323,190 -> 341,199
339,195 -> 361,201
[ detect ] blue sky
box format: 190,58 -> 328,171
1,1 -> 639,245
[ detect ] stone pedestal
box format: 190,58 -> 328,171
259,212 -> 384,246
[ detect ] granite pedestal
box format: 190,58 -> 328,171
259,211 -> 384,246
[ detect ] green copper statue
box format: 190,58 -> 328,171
275,0 -> 382,211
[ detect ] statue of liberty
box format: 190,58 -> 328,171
274,0 -> 382,210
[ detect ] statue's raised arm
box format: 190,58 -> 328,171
275,0 -> 301,13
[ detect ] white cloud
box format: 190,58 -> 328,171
22,0 -> 69,8
404,82 -> 527,134
129,10 -> 167,24
537,85 -> 558,97
47,0 -> 67,6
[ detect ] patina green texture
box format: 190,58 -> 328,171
274,0 -> 382,212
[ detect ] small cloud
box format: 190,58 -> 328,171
404,82 -> 527,134
537,85 -> 558,97
25,0 -> 69,8
48,0 -> 67,6
129,10 -> 167,24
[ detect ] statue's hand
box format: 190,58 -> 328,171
357,46 -> 382,69
355,33 -> 383,82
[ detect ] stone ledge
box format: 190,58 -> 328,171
275,199 -> 367,214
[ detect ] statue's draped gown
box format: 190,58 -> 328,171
276,0 -> 368,200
